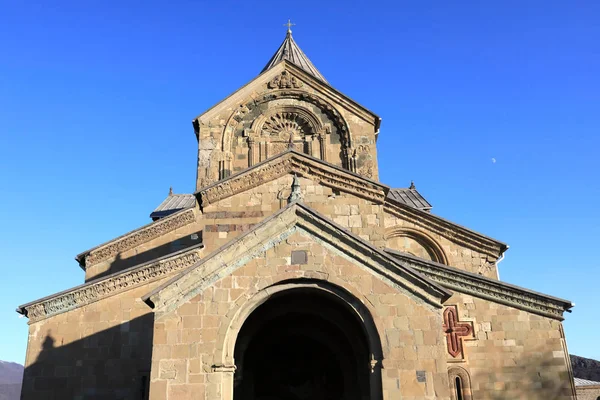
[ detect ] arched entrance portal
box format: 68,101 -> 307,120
233,289 -> 372,400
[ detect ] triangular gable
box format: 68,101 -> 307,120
195,149 -> 389,208
143,202 -> 451,317
193,61 -> 380,135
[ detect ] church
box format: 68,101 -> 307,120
17,26 -> 578,400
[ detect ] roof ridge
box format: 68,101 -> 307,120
261,31 -> 327,83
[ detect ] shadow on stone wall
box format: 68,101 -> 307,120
21,314 -> 154,400
481,350 -> 575,400
92,230 -> 203,281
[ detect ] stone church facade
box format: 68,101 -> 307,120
17,29 -> 578,400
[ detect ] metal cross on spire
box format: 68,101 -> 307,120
284,19 -> 296,34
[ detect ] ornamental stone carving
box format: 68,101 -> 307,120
24,247 -> 204,323
442,306 -> 474,358
261,111 -> 313,140
398,254 -> 569,320
268,71 -> 303,89
198,152 -> 387,208
84,209 -> 196,267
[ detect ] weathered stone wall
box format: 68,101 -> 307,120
194,64 -> 379,189
576,385 -> 600,400
445,292 -> 575,399
199,175 -> 387,251
198,173 -> 496,279
384,212 -> 499,278
21,281 -> 167,400
85,210 -> 202,282
149,231 -> 450,400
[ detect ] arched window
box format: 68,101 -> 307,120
448,366 -> 472,400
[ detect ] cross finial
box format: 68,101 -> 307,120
284,19 -> 296,34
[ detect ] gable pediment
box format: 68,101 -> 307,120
143,203 -> 451,317
194,61 -> 379,132
195,149 -> 389,208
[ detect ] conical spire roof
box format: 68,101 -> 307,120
261,30 -> 328,83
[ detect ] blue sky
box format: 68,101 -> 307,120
1,0 -> 598,364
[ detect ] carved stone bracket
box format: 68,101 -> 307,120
22,247 -> 204,323
83,209 -> 196,267
212,364 -> 237,373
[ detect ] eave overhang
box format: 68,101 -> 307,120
75,208 -> 197,271
385,248 -> 573,320
17,243 -> 205,323
384,196 -> 509,260
194,149 -> 390,209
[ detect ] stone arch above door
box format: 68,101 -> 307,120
215,279 -> 384,400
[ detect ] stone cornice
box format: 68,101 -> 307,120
385,249 -> 573,321
18,244 -> 205,323
144,203 -> 451,316
76,208 -> 197,270
196,150 -> 388,208
384,200 -> 507,260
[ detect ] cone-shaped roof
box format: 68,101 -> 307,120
261,30 -> 328,83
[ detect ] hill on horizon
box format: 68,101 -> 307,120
0,361 -> 23,400
571,354 -> 600,382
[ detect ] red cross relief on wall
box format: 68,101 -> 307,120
442,306 -> 474,358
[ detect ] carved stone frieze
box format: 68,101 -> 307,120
24,247 -> 204,323
84,209 -> 196,267
267,71 -> 303,89
395,254 -> 570,320
222,90 -> 350,154
198,152 -> 387,208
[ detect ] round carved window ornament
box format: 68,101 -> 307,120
261,111 -> 313,140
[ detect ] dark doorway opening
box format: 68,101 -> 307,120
233,289 -> 371,400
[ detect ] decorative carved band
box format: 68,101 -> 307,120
23,247 -> 204,323
84,209 -> 196,267
384,203 -> 503,259
198,152 -> 387,208
399,256 -> 569,320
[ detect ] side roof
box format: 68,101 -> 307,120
150,192 -> 195,220
388,187 -> 432,211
